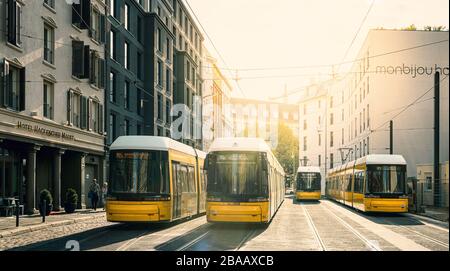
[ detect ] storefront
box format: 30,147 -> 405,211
0,109 -> 105,214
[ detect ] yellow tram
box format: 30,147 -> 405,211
205,138 -> 285,223
326,154 -> 408,213
295,166 -> 322,201
106,136 -> 207,223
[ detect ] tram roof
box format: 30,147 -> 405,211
297,166 -> 321,173
208,137 -> 271,153
356,154 -> 407,166
110,136 -> 204,157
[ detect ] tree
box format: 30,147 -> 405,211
273,121 -> 299,187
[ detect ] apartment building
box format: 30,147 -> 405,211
0,0 -> 106,213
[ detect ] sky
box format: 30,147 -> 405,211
186,0 -> 449,102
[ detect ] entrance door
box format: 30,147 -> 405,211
172,163 -> 182,220
84,165 -> 97,208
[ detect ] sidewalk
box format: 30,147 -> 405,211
417,206 -> 449,222
0,209 -> 106,238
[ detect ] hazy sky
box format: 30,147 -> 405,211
187,0 -> 449,101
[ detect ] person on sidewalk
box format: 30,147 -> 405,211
102,182 -> 108,211
89,179 -> 100,211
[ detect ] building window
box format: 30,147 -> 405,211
110,0 -> 115,17
157,60 -> 163,86
329,96 -> 333,108
342,128 -> 344,145
6,0 -> 21,46
124,41 -> 130,69
137,52 -> 142,80
124,81 -> 130,109
303,120 -> 307,130
303,136 -> 307,151
330,153 -> 334,169
426,175 -> 432,190
110,31 -> 116,60
318,134 -> 322,146
89,51 -> 105,89
90,8 -> 105,43
124,3 -> 130,30
137,88 -> 143,116
157,93 -> 163,121
318,155 -> 321,167
330,113 -> 334,126
109,71 -> 116,102
137,16 -> 142,43
44,0 -> 55,8
43,80 -> 54,119
68,91 -> 81,128
109,114 -> 116,143
124,119 -> 130,135
166,100 -> 171,124
166,68 -> 171,93
156,28 -> 162,52
166,38 -> 172,62
44,23 -> 55,64
330,131 -> 334,148
0,60 -> 25,112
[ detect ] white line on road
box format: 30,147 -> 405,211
301,204 -> 327,251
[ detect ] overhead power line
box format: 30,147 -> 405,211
184,0 -> 247,98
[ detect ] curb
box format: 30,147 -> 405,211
0,213 -> 105,238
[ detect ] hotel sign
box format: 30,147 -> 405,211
17,121 -> 75,141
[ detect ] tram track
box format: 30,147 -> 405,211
301,204 -> 327,251
319,203 -> 382,251
378,218 -> 449,249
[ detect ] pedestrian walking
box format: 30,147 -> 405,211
89,179 -> 100,211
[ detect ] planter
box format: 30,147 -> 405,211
64,203 -> 77,214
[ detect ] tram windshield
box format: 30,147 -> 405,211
366,165 -> 406,195
206,152 -> 269,199
109,151 -> 170,196
296,172 -> 321,191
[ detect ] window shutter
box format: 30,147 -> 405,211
89,52 -> 96,85
82,45 -> 90,79
81,0 -> 91,30
98,58 -> 105,89
72,0 -> 82,27
98,103 -> 103,134
72,40 -> 84,77
7,0 -> 17,44
100,15 -> 106,44
81,96 -> 87,129
19,66 -> 25,111
1,60 -> 9,107
67,90 -> 73,126
87,98 -> 92,131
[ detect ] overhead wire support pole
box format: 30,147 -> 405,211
434,72 -> 441,207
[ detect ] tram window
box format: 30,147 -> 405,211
346,175 -> 352,191
180,165 -> 188,193
366,165 -> 406,194
188,166 -> 195,192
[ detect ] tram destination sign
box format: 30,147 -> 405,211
16,121 -> 75,141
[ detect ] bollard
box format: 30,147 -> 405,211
42,200 -> 46,223
16,199 -> 20,227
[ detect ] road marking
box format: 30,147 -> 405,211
320,204 -> 382,251
323,200 -> 430,251
301,204 -> 327,251
176,231 -> 210,251
380,218 -> 449,249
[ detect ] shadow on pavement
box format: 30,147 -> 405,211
155,222 -> 267,251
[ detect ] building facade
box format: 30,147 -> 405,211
230,97 -> 299,149
0,0 -> 106,213
298,29 -> 449,194
105,0 -> 204,150
202,51 -> 233,151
